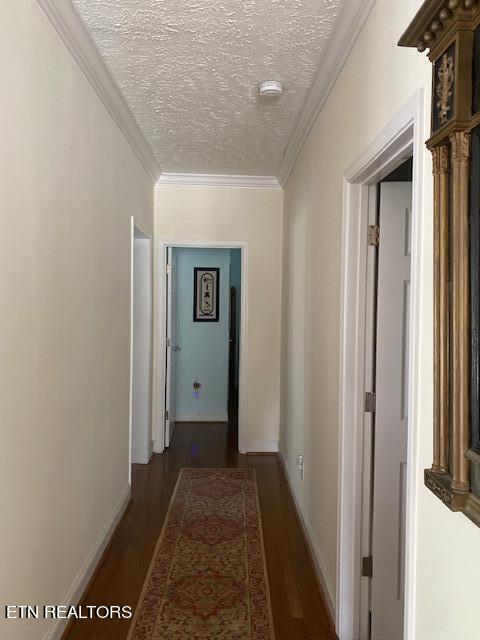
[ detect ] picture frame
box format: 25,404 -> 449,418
193,267 -> 220,322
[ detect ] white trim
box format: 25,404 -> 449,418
359,184 -> 378,639
278,453 -> 335,623
130,219 -> 153,474
44,487 -> 131,640
246,439 -> 279,454
336,89 -> 424,640
131,226 -> 153,466
36,0 -> 160,183
154,240 -> 250,454
128,217 -> 134,485
278,0 -> 377,187
157,173 -> 281,190
176,413 -> 229,423
35,0 -> 376,188
152,241 -> 166,455
345,107 -> 417,186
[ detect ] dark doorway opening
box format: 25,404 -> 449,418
228,285 -> 239,419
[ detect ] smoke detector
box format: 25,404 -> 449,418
258,80 -> 283,98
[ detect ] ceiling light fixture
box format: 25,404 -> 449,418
258,80 -> 283,98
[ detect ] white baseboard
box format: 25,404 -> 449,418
246,439 -> 279,453
175,413 -> 228,423
278,452 -> 336,626
44,487 -> 131,640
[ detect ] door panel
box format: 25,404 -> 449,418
165,247 -> 177,447
371,182 -> 412,640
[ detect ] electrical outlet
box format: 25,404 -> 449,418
297,455 -> 304,481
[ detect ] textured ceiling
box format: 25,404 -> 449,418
72,0 -> 344,176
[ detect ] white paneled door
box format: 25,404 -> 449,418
165,247 -> 178,447
371,182 -> 412,640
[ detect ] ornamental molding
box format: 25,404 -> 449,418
399,0 -> 479,54
425,471 -> 453,507
450,130 -> 471,162
157,173 -> 281,189
38,0 -> 381,189
432,145 -> 450,174
436,52 -> 455,125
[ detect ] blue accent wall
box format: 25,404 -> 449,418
174,248 -> 231,421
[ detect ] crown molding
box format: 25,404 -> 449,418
277,0 -> 377,187
37,0 -> 375,188
157,173 -> 282,189
36,0 -> 161,183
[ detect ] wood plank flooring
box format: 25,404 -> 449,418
64,422 -> 335,639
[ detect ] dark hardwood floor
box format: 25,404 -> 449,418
64,422 -> 335,639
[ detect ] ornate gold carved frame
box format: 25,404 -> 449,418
400,0 -> 480,527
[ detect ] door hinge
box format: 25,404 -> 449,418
368,224 -> 380,247
362,555 -> 373,578
365,391 -> 376,413
167,337 -> 171,348
165,410 -> 169,420
166,263 -> 172,275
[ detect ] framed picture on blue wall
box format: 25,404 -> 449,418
193,267 -> 220,322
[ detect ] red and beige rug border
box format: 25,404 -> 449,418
127,466 -> 276,640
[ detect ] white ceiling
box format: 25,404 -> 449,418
72,0 -> 344,177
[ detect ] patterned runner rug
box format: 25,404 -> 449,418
128,467 -> 275,640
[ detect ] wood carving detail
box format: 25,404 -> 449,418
436,52 -> 455,125
450,130 -> 471,162
432,145 -> 449,174
425,472 -> 453,507
401,0 -> 480,528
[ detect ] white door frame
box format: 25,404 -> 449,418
336,90 -> 425,640
129,217 -> 153,484
153,239 -> 250,454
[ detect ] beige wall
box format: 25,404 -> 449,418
280,0 -> 480,638
155,184 -> 283,452
0,3 -> 153,639
5,1 -> 480,638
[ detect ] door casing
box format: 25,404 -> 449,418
164,246 -> 177,447
129,217 -> 153,483
336,90 -> 425,640
153,240 -> 249,454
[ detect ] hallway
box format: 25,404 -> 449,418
65,423 -> 335,640
8,2 -> 480,639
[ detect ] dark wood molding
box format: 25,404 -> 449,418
425,468 -> 468,510
399,1 -> 479,58
450,129 -> 471,491
432,145 -> 450,474
401,0 -> 480,529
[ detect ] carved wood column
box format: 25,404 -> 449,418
450,130 -> 471,491
432,145 -> 450,474
400,0 -> 480,527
